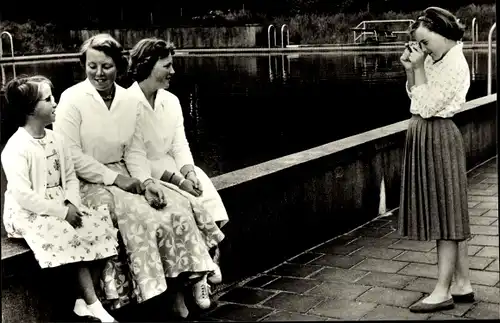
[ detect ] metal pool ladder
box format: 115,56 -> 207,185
268,24 -> 290,48
471,18 -> 479,45
487,22 -> 496,95
0,31 -> 15,60
281,24 -> 290,48
268,25 -> 277,48
1,31 -> 17,89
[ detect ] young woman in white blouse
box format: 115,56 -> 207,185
1,76 -> 119,322
125,38 -> 230,306
398,7 -> 473,313
53,34 -> 225,318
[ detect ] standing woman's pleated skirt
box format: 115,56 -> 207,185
398,115 -> 470,241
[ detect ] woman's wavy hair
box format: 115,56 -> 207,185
4,75 -> 53,126
128,38 -> 176,82
79,33 -> 128,74
410,7 -> 465,41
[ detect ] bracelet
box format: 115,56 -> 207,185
168,172 -> 176,183
143,178 -> 154,187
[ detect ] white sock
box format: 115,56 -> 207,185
74,298 -> 93,317
87,300 -> 115,322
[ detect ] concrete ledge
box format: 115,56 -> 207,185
1,236 -> 30,260
211,94 -> 497,191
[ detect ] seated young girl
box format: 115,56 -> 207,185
1,75 -> 119,322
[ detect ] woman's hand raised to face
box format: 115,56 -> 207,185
114,174 -> 144,194
408,42 -> 427,69
400,44 -> 413,70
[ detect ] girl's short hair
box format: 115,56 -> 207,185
410,7 -> 465,41
128,38 -> 176,82
4,75 -> 53,126
79,33 -> 128,74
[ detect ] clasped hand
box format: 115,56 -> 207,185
181,172 -> 203,197
114,174 -> 166,209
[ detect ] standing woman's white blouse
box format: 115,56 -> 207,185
53,79 -> 142,184
406,42 -> 470,118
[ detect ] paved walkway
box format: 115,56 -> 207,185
201,157 -> 499,321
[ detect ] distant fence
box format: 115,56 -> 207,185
68,25 -> 265,49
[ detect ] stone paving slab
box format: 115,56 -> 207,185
203,157 -> 499,321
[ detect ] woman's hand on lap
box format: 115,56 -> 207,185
65,203 -> 83,228
114,174 -> 144,194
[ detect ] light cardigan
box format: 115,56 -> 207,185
126,82 -> 195,180
53,79 -> 150,185
1,128 -> 81,219
406,42 -> 470,118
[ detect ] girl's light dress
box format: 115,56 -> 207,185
1,128 -> 118,269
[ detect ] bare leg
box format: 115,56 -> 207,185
423,240 -> 457,304
77,265 -> 99,305
77,264 -> 116,322
450,240 -> 474,295
89,259 -> 106,291
170,278 -> 189,318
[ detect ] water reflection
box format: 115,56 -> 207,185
1,49 -> 496,176
267,55 -> 291,82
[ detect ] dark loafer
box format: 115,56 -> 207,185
409,298 -> 454,313
452,292 -> 475,303
67,313 -> 102,322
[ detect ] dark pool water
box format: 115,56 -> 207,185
0,50 -> 496,177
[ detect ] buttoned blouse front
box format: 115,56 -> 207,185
54,79 -> 139,185
126,82 -> 194,179
406,42 -> 471,118
1,128 -> 81,220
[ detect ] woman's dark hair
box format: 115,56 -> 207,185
410,7 -> 465,41
4,75 -> 53,126
128,38 -> 176,82
79,33 -> 128,74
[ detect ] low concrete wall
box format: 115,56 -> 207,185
210,94 -> 497,284
68,25 -> 265,49
1,94 -> 497,322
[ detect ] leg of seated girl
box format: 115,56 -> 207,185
76,263 -> 116,322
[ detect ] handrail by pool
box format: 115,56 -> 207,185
472,18 -> 478,45
0,31 -> 17,89
267,25 -> 277,49
353,19 -> 415,43
0,31 -> 15,60
487,22 -> 496,95
281,24 -> 290,48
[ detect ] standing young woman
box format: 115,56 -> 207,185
398,7 -> 474,313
